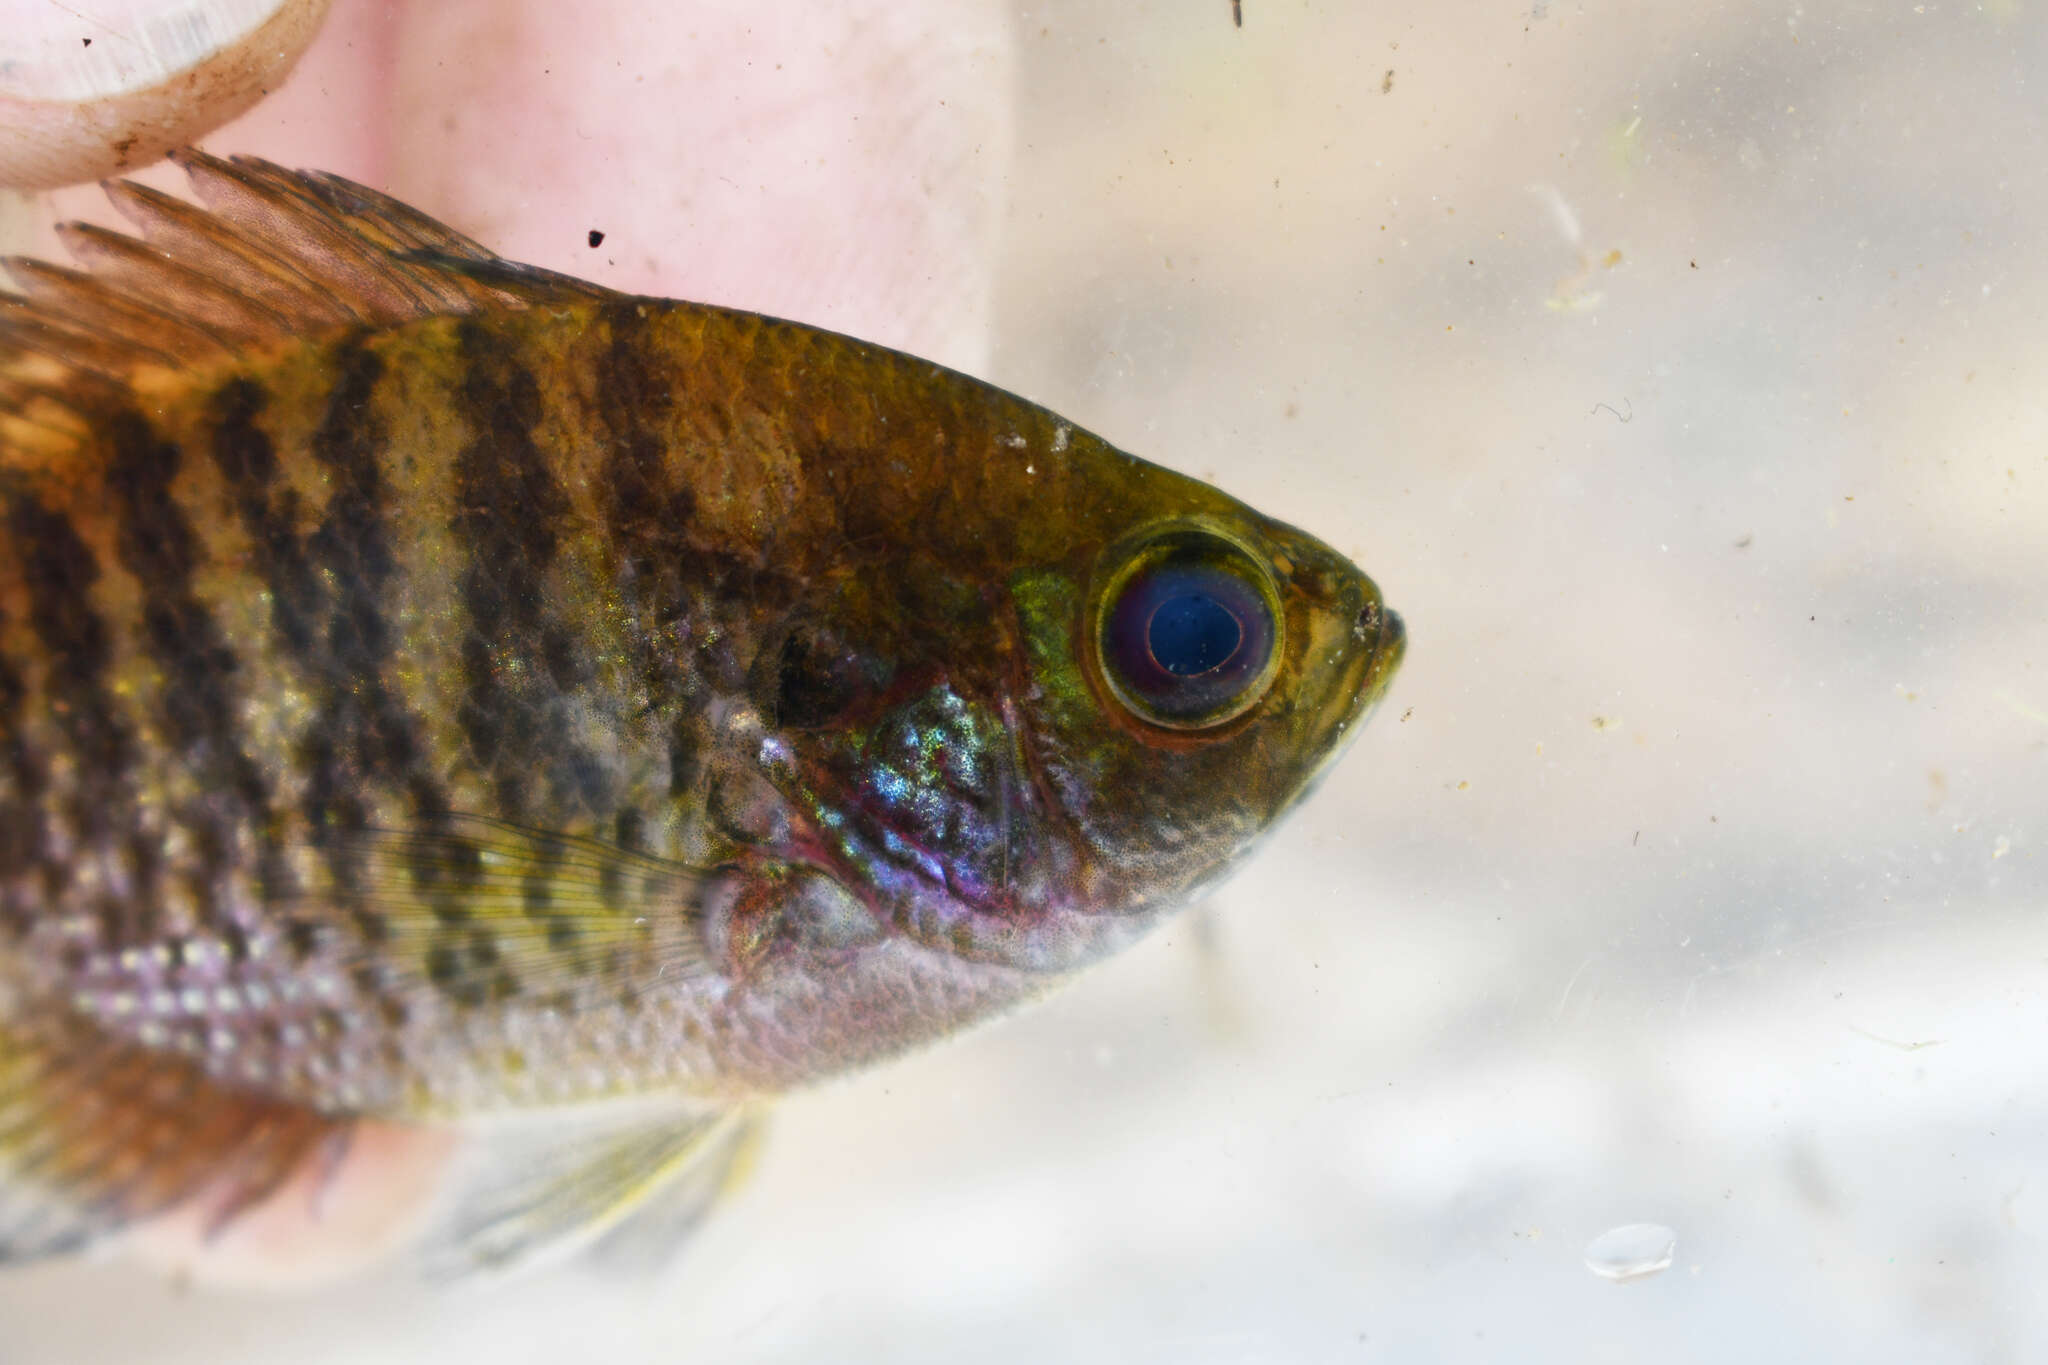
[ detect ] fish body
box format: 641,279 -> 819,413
0,152 -> 1403,1272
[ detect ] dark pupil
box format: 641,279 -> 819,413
1149,593 -> 1243,676
1102,547 -> 1276,726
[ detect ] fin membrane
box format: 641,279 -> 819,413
285,813 -> 713,1008
1,148 -> 615,449
424,1102 -> 760,1278
0,1015 -> 344,1263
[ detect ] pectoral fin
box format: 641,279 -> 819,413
284,814 -> 714,1008
423,1101 -> 761,1279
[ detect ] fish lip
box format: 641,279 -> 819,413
1367,605 -> 1406,699
1290,596 -> 1404,804
1353,599 -> 1404,711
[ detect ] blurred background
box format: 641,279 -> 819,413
4,0 -> 2046,1360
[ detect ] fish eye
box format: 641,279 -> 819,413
1095,526 -> 1283,730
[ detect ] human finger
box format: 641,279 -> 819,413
0,0 -> 335,191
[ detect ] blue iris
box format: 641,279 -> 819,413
1148,590 -> 1244,676
1101,545 -> 1277,727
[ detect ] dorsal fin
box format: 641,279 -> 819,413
0,149 -> 616,450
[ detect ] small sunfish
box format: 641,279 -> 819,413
0,151 -> 1403,1277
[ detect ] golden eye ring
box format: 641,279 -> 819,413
1089,520 -> 1286,732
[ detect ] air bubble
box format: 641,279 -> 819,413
1583,1223 -> 1677,1282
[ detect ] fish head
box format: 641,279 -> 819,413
995,471 -> 1406,965
747,422 -> 1403,982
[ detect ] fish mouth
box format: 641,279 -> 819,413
1361,603 -> 1406,706
1292,596 -> 1404,805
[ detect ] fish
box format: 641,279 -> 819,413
0,150 -> 1404,1276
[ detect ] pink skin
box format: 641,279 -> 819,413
0,0 -> 1012,1285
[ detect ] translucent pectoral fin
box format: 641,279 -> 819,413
288,815 -> 715,1007
423,1101 -> 762,1279
0,1017 -> 346,1264
582,1114 -> 764,1277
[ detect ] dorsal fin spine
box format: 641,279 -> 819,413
2,257 -> 237,363
0,148 -> 622,443
104,178 -> 362,327
54,222 -> 302,344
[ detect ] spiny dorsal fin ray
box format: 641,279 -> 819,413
102,177 -> 383,328
172,150 -> 613,318
170,150 -> 475,320
0,148 -> 619,441
1,256 -> 237,364
50,220 -> 303,345
0,291 -> 183,377
283,165 -> 498,260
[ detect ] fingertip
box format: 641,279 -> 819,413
0,0 -> 334,190
387,0 -> 1014,374
122,1119 -> 461,1290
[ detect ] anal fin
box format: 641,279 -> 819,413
424,1101 -> 761,1279
0,1016 -> 346,1264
